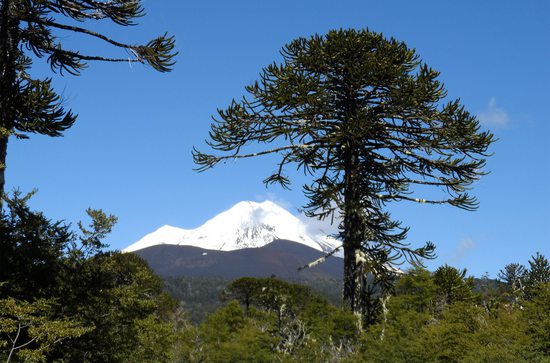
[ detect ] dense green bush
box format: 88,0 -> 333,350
0,194 -> 178,362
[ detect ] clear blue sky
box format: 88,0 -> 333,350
8,0 -> 549,277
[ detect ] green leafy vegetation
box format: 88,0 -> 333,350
0,193 -> 178,362
0,297 -> 89,362
1,194 -> 548,361
166,263 -> 550,362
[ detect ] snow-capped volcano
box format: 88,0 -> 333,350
123,201 -> 341,254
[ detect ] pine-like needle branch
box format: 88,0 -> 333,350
0,0 -> 177,197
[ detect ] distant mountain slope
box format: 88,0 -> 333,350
133,239 -> 343,280
124,201 -> 341,254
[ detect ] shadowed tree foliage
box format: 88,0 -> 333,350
222,277 -> 262,313
223,277 -> 324,330
0,0 -> 176,197
0,192 -> 179,362
0,190 -> 69,300
194,29 -> 494,314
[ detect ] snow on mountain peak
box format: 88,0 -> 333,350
123,224 -> 188,252
123,200 -> 341,254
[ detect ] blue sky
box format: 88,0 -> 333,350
7,0 -> 549,277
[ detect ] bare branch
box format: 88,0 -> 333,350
298,245 -> 342,271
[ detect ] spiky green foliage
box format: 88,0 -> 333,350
0,0 -> 176,196
194,29 -> 494,313
498,263 -> 526,305
524,252 -> 550,301
525,252 -> 550,287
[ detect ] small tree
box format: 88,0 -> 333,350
0,0 -> 176,198
194,29 -> 494,314
433,265 -> 476,306
498,263 -> 526,305
222,277 -> 262,313
525,253 -> 550,300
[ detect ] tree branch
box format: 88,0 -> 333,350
29,19 -> 134,50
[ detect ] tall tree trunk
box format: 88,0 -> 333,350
342,142 -> 364,313
0,135 -> 7,200
0,0 -> 17,203
340,78 -> 365,314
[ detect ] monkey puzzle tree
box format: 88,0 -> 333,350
433,265 -> 476,306
498,263 -> 526,305
0,0 -> 176,198
524,253 -> 550,300
194,29 -> 493,314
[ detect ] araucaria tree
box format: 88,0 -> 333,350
194,29 -> 494,315
0,0 -> 176,197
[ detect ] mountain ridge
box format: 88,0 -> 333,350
133,239 -> 343,280
124,200 -> 341,254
